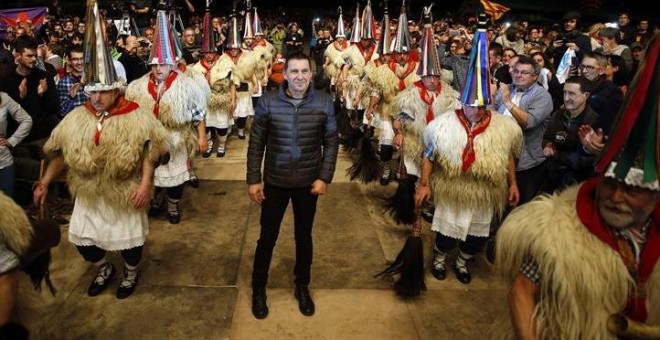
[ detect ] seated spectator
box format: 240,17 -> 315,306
541,76 -> 597,193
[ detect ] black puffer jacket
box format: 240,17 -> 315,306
247,84 -> 339,188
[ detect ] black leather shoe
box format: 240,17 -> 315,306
88,263 -> 115,297
216,150 -> 225,158
188,176 -> 200,188
168,212 -> 181,224
202,150 -> 212,158
148,202 -> 163,217
294,285 -> 315,316
116,270 -> 139,299
252,288 -> 268,319
453,265 -> 472,284
431,265 -> 446,281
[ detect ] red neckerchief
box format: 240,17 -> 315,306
84,96 -> 139,145
177,63 -> 187,72
200,58 -> 216,83
148,71 -> 178,118
455,109 -> 491,172
230,51 -> 242,65
252,39 -> 267,48
334,40 -> 347,51
357,43 -> 375,63
576,178 -> 660,323
413,80 -> 441,123
390,60 -> 417,91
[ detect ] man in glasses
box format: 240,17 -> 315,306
493,55 -> 553,204
578,52 -> 623,136
57,46 -> 87,117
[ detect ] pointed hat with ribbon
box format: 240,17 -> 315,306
83,0 -> 124,92
349,3 -> 362,44
336,6 -> 346,38
391,0 -> 411,53
376,1 -> 392,55
461,13 -> 491,107
148,9 -> 177,65
416,4 -> 441,77
596,33 -> 660,190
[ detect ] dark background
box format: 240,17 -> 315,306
0,0 -> 654,26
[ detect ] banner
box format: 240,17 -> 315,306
480,0 -> 510,21
0,7 -> 48,35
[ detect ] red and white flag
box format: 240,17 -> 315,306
480,0 -> 510,21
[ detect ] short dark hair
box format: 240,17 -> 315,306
564,75 -> 592,94
66,45 -> 83,59
13,36 -> 38,54
515,55 -> 541,75
284,52 -> 311,71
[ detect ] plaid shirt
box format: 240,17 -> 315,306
190,104 -> 206,127
520,255 -> 541,284
0,239 -> 20,275
57,72 -> 89,117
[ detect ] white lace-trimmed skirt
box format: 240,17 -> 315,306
431,203 -> 493,241
155,131 -> 190,187
69,196 -> 148,251
234,95 -> 254,118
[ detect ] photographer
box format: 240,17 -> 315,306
269,22 -> 285,54
550,11 -> 592,71
118,35 -> 148,83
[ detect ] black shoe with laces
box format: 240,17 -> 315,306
453,264 -> 472,284
252,288 -> 268,319
188,175 -> 200,188
88,262 -> 116,297
116,269 -> 139,299
294,285 -> 315,316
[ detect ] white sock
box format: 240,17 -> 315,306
456,251 -> 473,272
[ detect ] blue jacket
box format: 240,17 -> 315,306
247,83 -> 339,188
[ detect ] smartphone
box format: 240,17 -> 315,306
449,29 -> 460,37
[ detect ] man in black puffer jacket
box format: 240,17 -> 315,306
246,52 -> 339,320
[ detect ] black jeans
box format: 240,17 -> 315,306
252,183 -> 319,289
516,161 -> 547,205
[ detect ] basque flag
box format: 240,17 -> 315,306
0,7 -> 48,33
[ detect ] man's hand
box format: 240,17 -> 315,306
310,179 -> 327,196
393,133 -> 403,149
37,79 -> 48,96
131,182 -> 151,209
248,183 -> 265,204
415,185 -> 431,207
18,78 -> 27,99
578,125 -> 606,154
33,182 -> 48,206
69,82 -> 82,98
499,82 -> 511,101
0,137 -> 10,148
230,100 -> 236,114
508,182 -> 520,207
197,137 -> 208,153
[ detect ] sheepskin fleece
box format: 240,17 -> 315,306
125,72 -> 203,154
343,44 -> 379,77
43,103 -> 169,210
365,62 -> 420,118
391,85 -> 460,168
324,43 -> 346,79
492,184 -> 660,339
427,113 -> 522,217
190,61 -> 231,116
0,191 -> 32,256
218,51 -> 259,100
253,42 -> 276,81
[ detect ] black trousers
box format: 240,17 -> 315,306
516,161 -> 547,205
76,245 -> 143,267
252,183 -> 319,289
435,233 -> 489,256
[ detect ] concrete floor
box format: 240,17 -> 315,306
20,132 -> 510,340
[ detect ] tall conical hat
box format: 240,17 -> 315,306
82,0 -> 123,92
336,6 -> 346,38
243,4 -> 254,40
417,4 -> 441,77
461,13 -> 491,107
226,9 -> 242,49
349,3 -> 362,44
171,26 -> 184,61
361,0 -> 376,40
376,2 -> 392,55
391,0 -> 411,53
595,33 -> 660,190
148,9 -> 177,65
200,8 -> 216,53
253,7 -> 264,36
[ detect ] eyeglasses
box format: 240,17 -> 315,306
512,70 -> 534,76
579,64 -> 599,71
